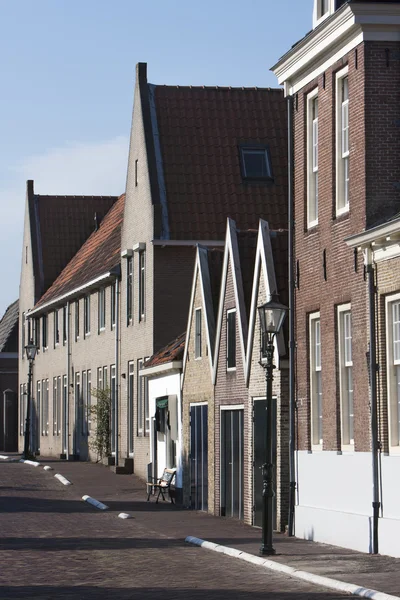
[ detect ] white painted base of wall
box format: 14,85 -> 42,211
295,450 -> 400,557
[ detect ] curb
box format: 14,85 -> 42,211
19,459 -> 40,467
185,536 -> 400,600
0,455 -> 9,460
82,495 -> 108,510
43,466 -> 53,471
118,513 -> 132,519
54,473 -> 72,486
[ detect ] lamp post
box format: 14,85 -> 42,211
23,339 -> 37,459
257,294 -> 288,556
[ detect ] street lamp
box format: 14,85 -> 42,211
257,294 -> 288,556
23,339 -> 37,459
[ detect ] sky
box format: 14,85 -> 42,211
0,0 -> 313,317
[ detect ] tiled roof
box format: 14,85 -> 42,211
35,194 -> 125,308
0,300 -> 19,352
144,332 -> 186,369
153,86 -> 287,240
33,192 -> 118,296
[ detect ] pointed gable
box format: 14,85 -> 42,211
0,300 -> 19,353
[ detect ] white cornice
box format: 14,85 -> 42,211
272,3 -> 400,96
345,218 -> 400,248
140,361 -> 182,378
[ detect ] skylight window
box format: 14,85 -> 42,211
240,146 -> 272,181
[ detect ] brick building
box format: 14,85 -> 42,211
272,0 -> 400,555
19,64 -> 288,489
0,300 -> 19,452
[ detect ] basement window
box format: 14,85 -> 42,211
240,146 -> 272,181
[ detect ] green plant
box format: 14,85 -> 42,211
89,387 -> 111,461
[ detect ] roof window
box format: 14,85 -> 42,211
240,146 -> 272,181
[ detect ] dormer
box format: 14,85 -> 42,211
313,0 -> 346,29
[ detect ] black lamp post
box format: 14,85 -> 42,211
257,294 -> 288,556
23,339 -> 37,459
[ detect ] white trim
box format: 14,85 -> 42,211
152,239 -> 224,247
336,66 -> 349,217
374,244 -> 400,263
337,303 -> 354,451
271,3 -> 400,96
189,401 -> 208,407
226,308 -> 237,372
386,292 -> 400,452
307,88 -> 319,229
140,361 -> 183,378
310,311 -> 323,451
132,242 -> 146,252
28,272 -> 114,316
194,307 -> 202,360
220,404 -> 244,411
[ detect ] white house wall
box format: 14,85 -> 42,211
295,451 -> 400,556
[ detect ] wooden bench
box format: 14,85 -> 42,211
146,468 -> 176,504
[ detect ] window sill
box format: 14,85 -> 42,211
340,444 -> 355,454
227,367 -> 237,373
84,332 -> 91,338
99,327 -> 106,333
194,356 -> 202,361
334,206 -> 349,220
388,446 -> 400,456
311,444 -> 323,452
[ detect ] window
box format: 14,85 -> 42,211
82,371 -> 87,435
32,318 -> 39,349
111,283 -> 116,329
19,384 -> 26,436
97,367 -> 103,391
98,288 -> 106,331
338,305 -> 354,448
128,361 -> 134,454
75,372 -> 81,434
63,376 -> 67,445
84,295 -> 91,336
42,379 -> 49,436
21,313 -> 25,359
111,365 -> 116,452
42,315 -> 48,349
319,0 -> 329,17
87,370 -> 92,434
227,309 -> 237,370
127,257 -> 133,325
144,357 -> 149,435
195,308 -> 202,359
336,68 -> 349,215
240,146 -> 272,180
103,366 -> 108,390
54,310 -> 60,346
53,376 -> 61,436
386,295 -> 400,448
75,300 -> 80,340
310,313 -> 322,448
139,252 -> 145,321
36,381 -> 41,444
137,359 -> 144,435
307,90 -> 319,227
62,306 -> 67,345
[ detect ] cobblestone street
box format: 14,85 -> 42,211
0,460 -> 353,600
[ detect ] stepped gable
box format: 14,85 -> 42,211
153,85 -> 287,240
34,194 -> 125,308
144,332 -> 186,368
0,300 -> 19,353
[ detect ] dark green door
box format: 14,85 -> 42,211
253,398 -> 277,528
190,404 -> 208,511
221,409 -> 244,520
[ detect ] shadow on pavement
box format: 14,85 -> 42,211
0,586 -> 348,600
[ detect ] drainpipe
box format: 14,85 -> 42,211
365,247 -> 380,554
66,301 -> 70,460
115,277 -> 120,467
287,94 -> 296,537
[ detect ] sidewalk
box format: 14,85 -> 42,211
22,457 -> 400,598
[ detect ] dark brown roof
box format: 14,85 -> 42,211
35,194 -> 125,308
144,332 -> 186,369
0,300 -> 19,352
153,86 -> 287,240
28,181 -> 118,301
237,229 -> 259,322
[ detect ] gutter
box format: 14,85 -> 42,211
152,239 -> 224,248
140,361 -> 183,378
114,278 -> 120,466
27,270 -> 119,317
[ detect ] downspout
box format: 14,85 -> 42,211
365,247 -> 380,554
287,94 -> 296,537
66,301 -> 70,460
115,277 -> 120,466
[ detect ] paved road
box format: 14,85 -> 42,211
0,461 -> 349,600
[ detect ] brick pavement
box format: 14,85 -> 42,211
0,457 -> 396,599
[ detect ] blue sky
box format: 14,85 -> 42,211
0,0 -> 313,317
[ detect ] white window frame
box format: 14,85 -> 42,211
309,312 -> 322,450
386,293 -> 400,453
97,367 -> 103,392
42,315 -> 48,350
54,310 -> 60,347
313,0 -> 334,28
87,370 -> 92,434
75,300 -> 80,341
19,384 -> 25,436
42,379 -> 49,436
137,359 -> 144,435
128,361 -> 134,455
82,370 -> 87,436
111,283 -> 116,329
226,309 -> 237,372
127,256 -> 133,325
194,308 -> 202,359
98,288 -> 106,332
144,357 -> 149,435
307,88 -> 319,228
139,251 -> 145,322
337,304 -> 354,450
335,66 -> 349,217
